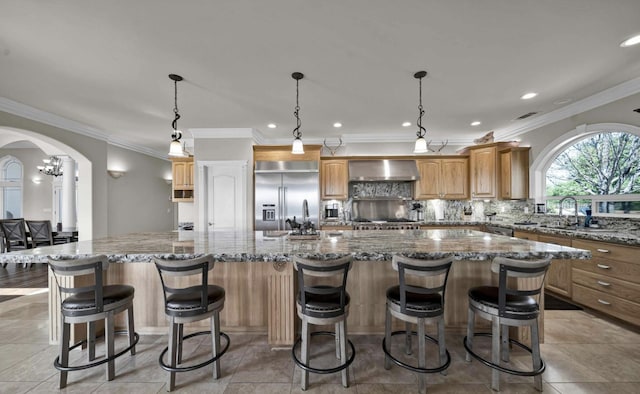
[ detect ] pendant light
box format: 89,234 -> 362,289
168,73 -> 185,157
413,71 -> 428,154
291,72 -> 305,154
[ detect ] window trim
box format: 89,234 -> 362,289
0,155 -> 24,219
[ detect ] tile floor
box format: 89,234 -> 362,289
1,291 -> 639,393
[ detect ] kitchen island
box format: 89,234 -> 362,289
0,229 -> 590,345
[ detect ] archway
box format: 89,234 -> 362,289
0,127 -> 93,240
529,123 -> 640,204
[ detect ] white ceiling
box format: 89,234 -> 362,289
1,0 -> 640,157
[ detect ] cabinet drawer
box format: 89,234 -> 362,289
572,258 -> 640,284
572,269 -> 640,303
572,284 -> 640,326
571,239 -> 638,265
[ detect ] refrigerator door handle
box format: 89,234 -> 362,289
282,186 -> 288,227
277,186 -> 283,230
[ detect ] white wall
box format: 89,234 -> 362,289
106,144 -> 174,235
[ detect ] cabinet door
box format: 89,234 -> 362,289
538,234 -> 572,297
321,160 -> 348,199
185,161 -> 194,188
173,162 -> 187,187
470,146 -> 497,198
500,148 -> 529,200
441,158 -> 469,199
415,159 -> 441,199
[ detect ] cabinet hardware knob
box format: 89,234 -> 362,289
596,264 -> 611,269
596,280 -> 611,287
596,248 -> 610,253
597,299 -> 611,305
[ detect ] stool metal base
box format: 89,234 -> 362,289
159,330 -> 230,373
292,331 -> 355,375
382,330 -> 451,374
463,333 -> 546,376
54,330 -> 140,372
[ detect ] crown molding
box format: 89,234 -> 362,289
496,76 -> 640,141
0,97 -> 168,159
188,128 -> 266,144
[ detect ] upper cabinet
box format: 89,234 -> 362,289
415,157 -> 469,199
171,156 -> 194,202
467,142 -> 526,200
500,147 -> 530,200
469,146 -> 498,199
321,159 -> 348,200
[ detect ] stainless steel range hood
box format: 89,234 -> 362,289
348,160 -> 420,181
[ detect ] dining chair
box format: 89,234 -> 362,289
26,220 -> 54,248
0,219 -> 31,268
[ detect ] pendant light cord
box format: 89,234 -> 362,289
292,77 -> 301,139
416,75 -> 426,138
172,79 -> 181,133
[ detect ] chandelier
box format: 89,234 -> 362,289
37,156 -> 63,177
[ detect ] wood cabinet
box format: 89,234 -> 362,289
500,147 -> 529,200
571,239 -> 640,326
469,145 -> 498,199
171,157 -> 194,202
320,159 -> 348,200
466,142 -> 523,200
513,231 -> 572,297
538,234 -> 572,297
415,157 -> 469,199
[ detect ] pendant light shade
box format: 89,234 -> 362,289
412,71 -> 429,154
168,74 -> 186,157
290,72 -> 305,154
414,136 -> 428,154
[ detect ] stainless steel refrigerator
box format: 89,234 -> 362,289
254,161 -> 319,231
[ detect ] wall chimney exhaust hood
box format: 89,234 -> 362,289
349,160 -> 420,181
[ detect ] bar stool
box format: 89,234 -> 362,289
48,255 -> 139,389
291,255 -> 355,390
154,255 -> 230,392
463,256 -> 551,391
382,255 -> 453,394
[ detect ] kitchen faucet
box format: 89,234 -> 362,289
559,196 -> 578,228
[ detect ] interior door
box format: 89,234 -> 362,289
207,162 -> 247,231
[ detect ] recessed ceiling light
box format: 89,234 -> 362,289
620,34 -> 640,47
521,92 -> 537,100
470,121 -> 481,126
402,122 -> 411,127
333,122 -> 342,128
267,123 -> 277,128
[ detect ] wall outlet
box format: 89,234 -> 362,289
524,207 -> 529,214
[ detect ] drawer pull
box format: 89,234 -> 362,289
596,280 -> 611,287
596,264 -> 611,269
597,299 -> 611,306
596,248 -> 610,253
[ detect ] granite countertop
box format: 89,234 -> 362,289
0,229 -> 590,264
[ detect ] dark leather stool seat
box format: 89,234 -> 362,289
382,255 -> 453,394
154,255 -> 229,392
463,257 -> 551,392
292,255 -> 354,390
48,255 -> 139,389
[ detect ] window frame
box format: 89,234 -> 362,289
0,155 -> 24,219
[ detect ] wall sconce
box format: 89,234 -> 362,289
107,170 -> 126,179
32,177 -> 42,184
164,178 -> 173,185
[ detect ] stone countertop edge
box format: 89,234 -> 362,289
0,229 -> 592,264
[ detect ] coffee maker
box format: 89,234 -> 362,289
324,203 -> 339,219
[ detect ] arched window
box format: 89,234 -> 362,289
0,156 -> 24,219
543,129 -> 640,216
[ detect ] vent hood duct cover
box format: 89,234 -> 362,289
349,160 -> 420,181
